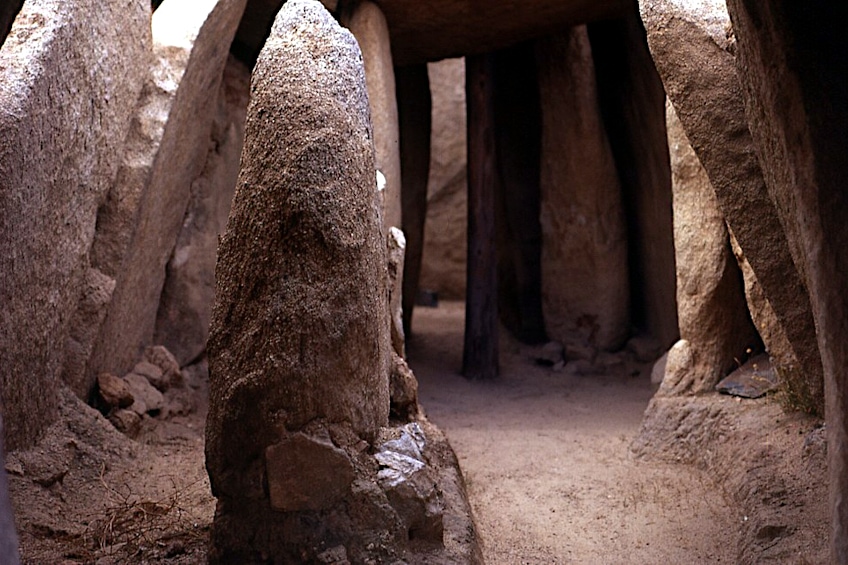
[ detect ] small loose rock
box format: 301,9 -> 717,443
97,372 -> 134,409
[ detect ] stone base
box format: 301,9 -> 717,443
632,394 -> 827,563
208,418 -> 483,564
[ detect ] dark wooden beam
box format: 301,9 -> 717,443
396,64 -> 432,338
463,53 -> 499,380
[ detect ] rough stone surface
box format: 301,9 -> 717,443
143,345 -> 183,389
62,268 -> 117,400
207,8 -> 482,561
206,3 -> 392,557
207,0 -> 390,455
89,0 -> 248,380
537,26 -> 630,351
132,361 -> 167,392
658,339 -> 694,393
153,56 -> 251,367
419,58 -> 468,300
389,353 -> 420,422
664,102 -> 759,394
123,373 -> 165,415
0,426 -> 18,565
639,0 -> 823,413
0,0 -> 150,450
107,409 -> 143,438
266,433 -> 355,512
387,227 -> 407,357
376,424 -> 444,544
588,12 -> 679,351
729,232 -> 798,378
345,1 -> 402,229
96,373 -> 134,410
633,394 -> 827,564
722,1 -> 848,557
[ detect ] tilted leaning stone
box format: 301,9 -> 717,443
660,102 -> 759,394
639,0 -> 823,413
153,56 -> 252,367
0,0 -> 150,450
87,0 -> 247,383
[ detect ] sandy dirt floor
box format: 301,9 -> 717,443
9,300 -> 826,564
409,301 -> 740,564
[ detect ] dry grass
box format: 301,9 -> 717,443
44,466 -> 210,564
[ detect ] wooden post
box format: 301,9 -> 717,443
463,53 -> 498,380
396,64 -> 431,338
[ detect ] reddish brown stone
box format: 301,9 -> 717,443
97,373 -> 134,409
265,434 -> 355,512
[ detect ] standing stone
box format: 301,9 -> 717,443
728,232 -> 799,384
419,58 -> 467,302
0,0 -> 149,450
205,0 -> 391,559
492,42 -> 546,345
345,1 -> 402,229
63,269 -> 117,400
661,102 -> 759,394
463,53 -> 499,380
387,227 -> 407,357
639,0 -> 823,413
588,12 -> 679,351
723,1 -> 848,558
153,55 -> 252,367
536,26 -> 630,351
88,0 -> 247,381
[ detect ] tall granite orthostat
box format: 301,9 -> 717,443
639,0 -> 823,414
0,0 -> 149,450
660,102 -> 759,394
537,26 -> 630,351
345,0 -> 403,230
723,1 -> 848,558
205,0 -> 397,560
418,59 -> 465,301
87,0 -> 247,385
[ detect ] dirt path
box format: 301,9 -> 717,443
409,301 -> 740,564
12,299 -> 751,564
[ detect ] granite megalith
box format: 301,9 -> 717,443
660,102 -> 760,394
205,5 -> 483,561
344,0 -> 402,230
639,0 -> 823,413
205,0 -> 394,559
88,0 -> 248,382
723,0 -> 848,557
419,58 -> 467,302
153,55 -> 252,367
537,26 -> 630,352
0,0 -> 149,449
